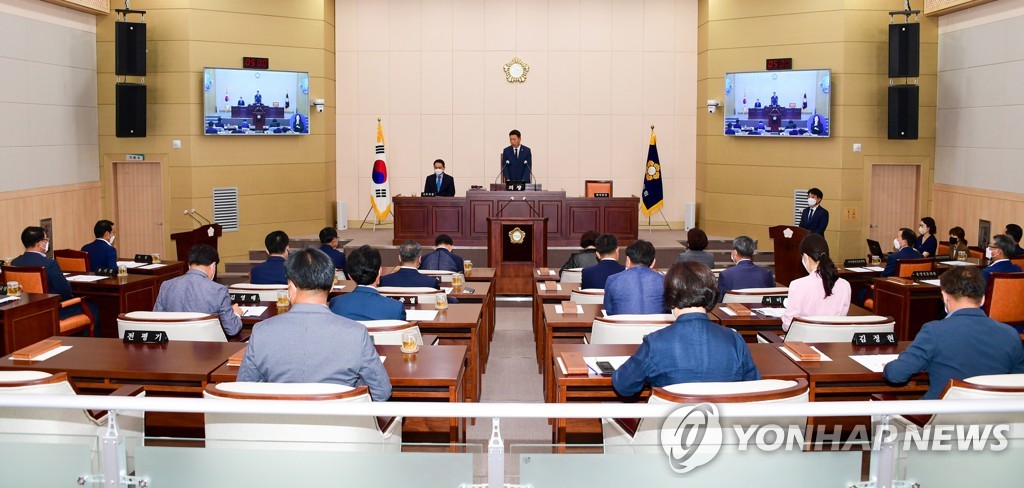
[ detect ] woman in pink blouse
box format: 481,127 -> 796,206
782,234 -> 851,330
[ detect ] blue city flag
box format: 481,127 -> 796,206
640,129 -> 664,217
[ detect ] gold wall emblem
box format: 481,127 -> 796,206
508,227 -> 526,244
504,57 -> 529,83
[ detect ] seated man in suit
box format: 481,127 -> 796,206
12,226 -> 98,329
80,219 -> 118,270
329,245 -> 406,321
419,234 -> 465,273
581,234 -> 625,290
153,244 -> 242,337
799,187 -> 829,235
560,230 -> 600,276
239,247 -> 391,401
379,241 -> 440,289
881,228 -> 924,278
318,226 -> 346,276
1005,224 -> 1024,255
982,234 -> 1023,284
717,236 -> 774,301
884,266 -> 1024,399
604,240 -> 666,315
423,159 -> 456,197
250,230 -> 289,285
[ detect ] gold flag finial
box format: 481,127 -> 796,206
377,117 -> 382,123
650,125 -> 655,132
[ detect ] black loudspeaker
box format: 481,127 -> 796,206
888,85 -> 919,140
888,23 -> 920,78
116,83 -> 146,138
115,22 -> 146,76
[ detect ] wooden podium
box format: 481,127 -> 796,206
487,217 -> 547,294
768,225 -> 811,286
170,224 -> 222,261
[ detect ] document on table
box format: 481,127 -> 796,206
940,261 -> 974,266
583,356 -> 631,374
406,310 -> 439,322
752,308 -> 787,318
116,261 -> 146,269
778,346 -> 832,362
539,283 -> 562,291
139,263 -> 168,270
380,356 -> 386,364
865,266 -> 885,272
65,275 -> 108,283
239,306 -> 267,317
9,346 -> 72,361
843,267 -> 874,273
332,285 -> 346,291
0,296 -> 19,305
718,306 -> 737,316
554,304 -> 585,314
920,279 -> 941,286
849,354 -> 900,373
442,287 -> 453,294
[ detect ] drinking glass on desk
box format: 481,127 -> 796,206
957,250 -> 967,261
276,290 -> 290,307
117,265 -> 128,278
401,332 -> 419,353
870,255 -> 881,266
464,260 -> 473,273
434,293 -> 448,310
152,253 -> 161,264
451,273 -> 464,288
6,281 -> 19,297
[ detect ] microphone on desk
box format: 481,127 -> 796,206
495,158 -> 510,184
525,160 -> 536,185
184,210 -> 203,226
190,209 -> 212,225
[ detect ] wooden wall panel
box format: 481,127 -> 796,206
932,184 -> 1024,246
0,182 -> 102,259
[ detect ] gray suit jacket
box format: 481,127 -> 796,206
237,303 -> 392,401
154,269 -> 242,336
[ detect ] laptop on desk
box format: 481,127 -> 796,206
866,239 -> 885,259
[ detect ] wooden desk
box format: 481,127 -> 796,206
69,275 -> 157,338
532,281 -> 580,370
710,304 -> 874,342
464,267 -> 495,282
411,303 -> 483,403
0,293 -> 60,355
872,278 -> 943,340
789,342 -> 927,401
533,268 -> 561,282
239,301 -> 279,327
541,303 -> 602,402
122,259 -> 186,291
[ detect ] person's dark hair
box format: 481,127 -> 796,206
318,226 -> 338,244
265,230 -> 289,255
939,266 -> 986,304
663,262 -> 717,311
686,228 -> 709,251
949,226 -> 966,242
808,188 -> 823,200
398,240 -> 422,264
625,240 -> 656,267
1005,224 -> 1023,244
920,217 -> 936,236
899,228 -> 916,246
434,234 -> 454,247
579,230 -> 600,249
508,129 -> 521,138
433,159 -> 445,169
992,234 -> 1016,258
187,244 -> 220,267
799,234 -> 839,297
93,220 -> 114,238
20,226 -> 45,248
732,236 -> 756,259
346,245 -> 382,285
594,234 -> 618,256
286,248 -> 335,293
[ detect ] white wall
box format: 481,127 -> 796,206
0,0 -> 98,192
335,0 -> 697,223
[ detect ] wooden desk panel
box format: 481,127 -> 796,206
872,278 -> 943,341
710,304 -> 874,342
0,293 -> 60,355
123,260 -> 186,291
70,275 -> 157,338
410,303 -> 484,403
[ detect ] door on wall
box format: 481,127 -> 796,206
113,161 -> 164,258
869,164 -> 919,246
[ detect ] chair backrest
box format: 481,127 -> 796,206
896,257 -> 935,278
722,287 -> 789,304
1011,255 -> 1024,269
936,241 -> 950,257
585,180 -> 613,198
377,286 -> 443,307
0,266 -> 48,294
784,315 -> 895,343
570,288 -> 605,304
931,375 -> 1024,438
560,268 -> 583,284
228,283 -> 287,302
968,246 -> 985,260
0,371 -> 101,437
983,273 -> 1024,326
53,249 -> 91,273
590,315 -> 673,344
204,382 -> 399,451
117,311 -> 225,342
358,320 -> 422,346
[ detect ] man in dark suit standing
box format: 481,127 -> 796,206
318,227 -> 346,276
329,245 -> 406,321
12,226 -> 98,327
423,159 -> 456,197
581,234 -> 625,290
501,129 -> 532,182
380,241 -> 440,289
250,231 -> 289,285
799,187 -> 829,235
716,236 -> 774,301
881,228 -> 924,277
81,219 -> 118,270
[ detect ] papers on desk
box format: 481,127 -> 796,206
843,267 -> 872,273
556,355 -> 630,375
406,310 -> 439,322
332,285 -> 346,291
442,287 -> 453,294
116,261 -> 146,269
554,304 -> 584,314
239,306 -> 267,317
865,266 -> 885,272
940,260 -> 974,266
778,345 -> 832,362
718,306 -> 738,317
9,345 -> 72,361
751,308 -> 787,318
537,269 -> 556,276
849,354 -> 900,373
539,283 -> 562,291
920,279 -> 941,286
139,263 -> 168,270
0,296 -> 19,305
65,274 -> 108,283
380,356 -> 386,364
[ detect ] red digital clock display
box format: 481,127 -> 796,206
242,57 -> 269,70
765,58 -> 793,71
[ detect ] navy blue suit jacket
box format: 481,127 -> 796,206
250,256 -> 287,285
881,246 -> 923,278
379,268 -> 440,289
581,259 -> 624,290
717,260 -> 775,302
11,251 -> 90,320
424,173 -> 456,197
81,239 -> 117,271
420,248 -> 465,273
799,206 -> 829,235
982,260 -> 1023,285
604,266 -> 667,315
883,308 -> 1024,399
329,286 -> 407,321
501,145 -> 533,182
319,245 -> 346,273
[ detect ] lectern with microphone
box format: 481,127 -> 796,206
170,210 -> 222,261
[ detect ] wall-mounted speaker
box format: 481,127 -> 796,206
115,21 -> 146,76
888,84 -> 919,140
889,23 -> 920,78
116,83 -> 146,138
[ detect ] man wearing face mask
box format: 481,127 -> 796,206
981,235 -> 1023,285
880,228 -> 923,278
883,266 -> 1024,399
798,188 -> 829,235
318,226 -> 346,277
81,220 -> 118,270
423,159 -> 456,197
13,226 -> 97,325
154,244 -> 242,338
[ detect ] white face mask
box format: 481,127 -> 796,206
918,226 -> 926,234
43,241 -> 49,253
893,238 -> 901,250
985,248 -> 993,259
108,235 -> 116,246
807,197 -> 816,207
434,169 -> 444,176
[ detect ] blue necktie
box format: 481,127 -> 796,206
437,176 -> 442,193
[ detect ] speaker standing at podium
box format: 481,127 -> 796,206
799,188 -> 829,235
501,129 -> 532,182
423,159 -> 456,197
